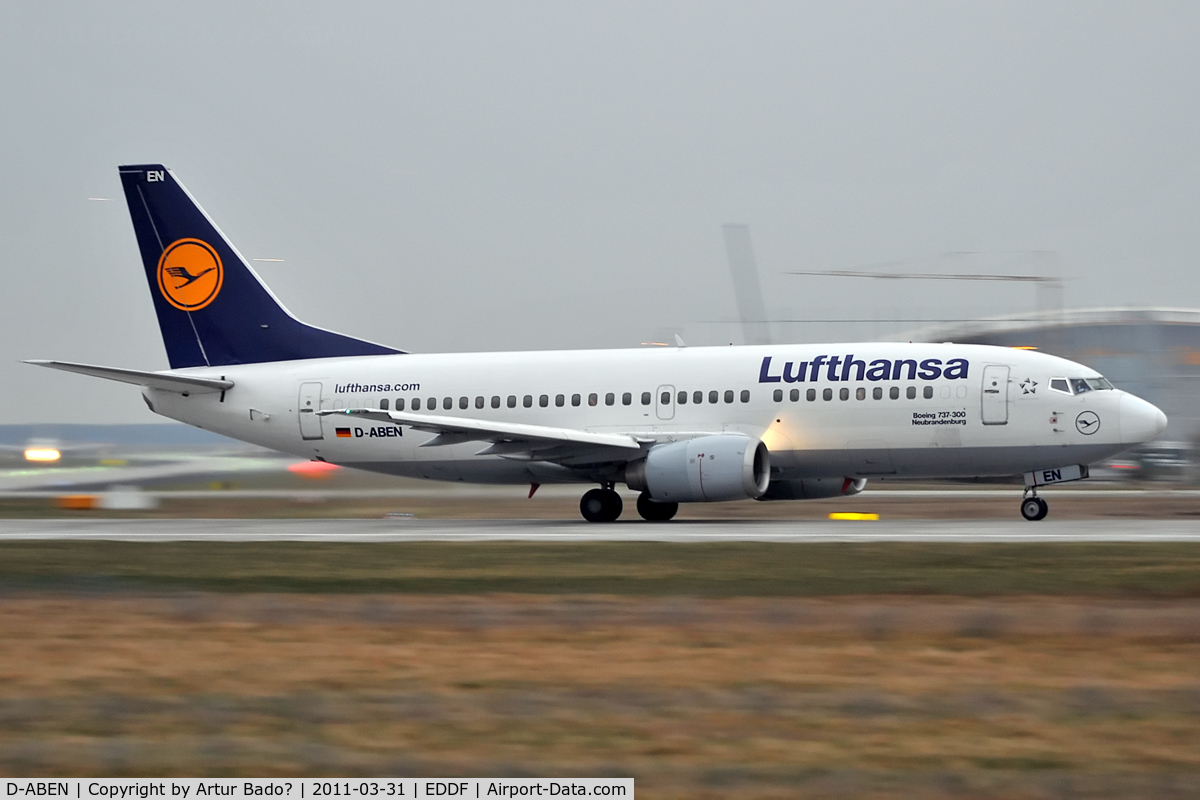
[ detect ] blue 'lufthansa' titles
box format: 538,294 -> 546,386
758,355 -> 969,384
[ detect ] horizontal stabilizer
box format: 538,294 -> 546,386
318,408 -> 644,451
24,360 -> 233,394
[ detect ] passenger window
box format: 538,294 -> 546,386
507,395 -> 517,408
523,395 -> 533,408
428,397 -> 437,410
491,395 -> 501,409
380,398 -> 389,410
923,386 -> 933,399
589,393 -> 598,406
740,390 -> 750,403
556,394 -> 565,407
873,387 -> 882,400
641,392 -> 651,405
839,388 -> 849,401
475,396 -> 485,409
773,389 -> 783,402
906,386 -> 916,399
889,387 -> 899,400
622,392 -> 632,406
572,394 -> 581,407
856,387 -> 865,401
693,391 -> 702,404
459,396 -> 469,409
443,397 -> 453,410
807,389 -> 816,401
1050,378 -> 1070,394
660,391 -> 671,405
823,388 -> 832,401
677,391 -> 687,405
539,394 -> 549,408
412,397 -> 421,411
605,392 -> 615,406
396,398 -> 405,411
709,390 -> 719,404
724,390 -> 735,403
790,388 -> 799,402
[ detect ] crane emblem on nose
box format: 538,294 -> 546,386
1075,411 -> 1100,435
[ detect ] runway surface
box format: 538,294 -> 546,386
1,518 -> 1198,542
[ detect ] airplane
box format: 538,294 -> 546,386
27,164 -> 1168,522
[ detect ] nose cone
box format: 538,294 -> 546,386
1119,393 -> 1168,445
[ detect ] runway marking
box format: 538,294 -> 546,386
0,519 -> 1198,543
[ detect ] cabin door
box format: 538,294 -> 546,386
298,382 -> 325,440
981,366 -> 1009,425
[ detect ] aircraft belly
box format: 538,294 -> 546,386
785,442 -> 1122,479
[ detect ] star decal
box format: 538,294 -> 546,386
1019,378 -> 1038,395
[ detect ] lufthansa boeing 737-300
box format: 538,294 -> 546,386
27,164 -> 1168,522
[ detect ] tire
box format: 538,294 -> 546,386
1034,497 -> 1049,520
636,492 -> 678,521
580,488 -> 623,522
1020,497 -> 1044,521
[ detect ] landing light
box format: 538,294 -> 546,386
24,448 -> 61,462
828,512 -> 879,521
1011,346 -> 1038,350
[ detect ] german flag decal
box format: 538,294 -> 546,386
335,427 -> 352,438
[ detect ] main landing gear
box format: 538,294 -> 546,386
1020,488 -> 1049,521
578,487 -> 681,522
636,492 -> 678,522
580,486 -> 623,522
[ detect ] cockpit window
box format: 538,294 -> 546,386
1055,376 -> 1114,395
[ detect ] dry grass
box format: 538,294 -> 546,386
1,594 -> 1199,798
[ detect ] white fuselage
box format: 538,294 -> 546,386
144,342 -> 1164,486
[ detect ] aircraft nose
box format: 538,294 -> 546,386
1119,393 -> 1168,445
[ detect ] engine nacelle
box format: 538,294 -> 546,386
625,434 -> 770,502
758,477 -> 867,501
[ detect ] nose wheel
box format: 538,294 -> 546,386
580,487 -> 623,522
1020,492 -> 1049,521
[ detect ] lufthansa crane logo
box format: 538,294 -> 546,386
157,238 -> 224,311
1075,410 -> 1100,435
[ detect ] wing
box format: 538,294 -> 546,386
318,407 -> 647,464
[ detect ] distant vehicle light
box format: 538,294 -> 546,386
24,448 -> 61,462
288,460 -> 342,479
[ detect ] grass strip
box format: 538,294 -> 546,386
0,541 -> 1198,596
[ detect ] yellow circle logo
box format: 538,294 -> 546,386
157,238 -> 224,311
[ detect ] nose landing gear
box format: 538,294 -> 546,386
1020,489 -> 1049,521
580,485 -> 623,522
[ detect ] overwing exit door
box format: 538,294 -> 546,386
656,385 -> 675,420
298,382 -> 324,440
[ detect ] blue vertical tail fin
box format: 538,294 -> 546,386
119,164 -> 401,369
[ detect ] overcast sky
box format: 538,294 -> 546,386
3,2 -> 1199,423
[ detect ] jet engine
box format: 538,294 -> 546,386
625,434 -> 770,502
758,477 -> 867,500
